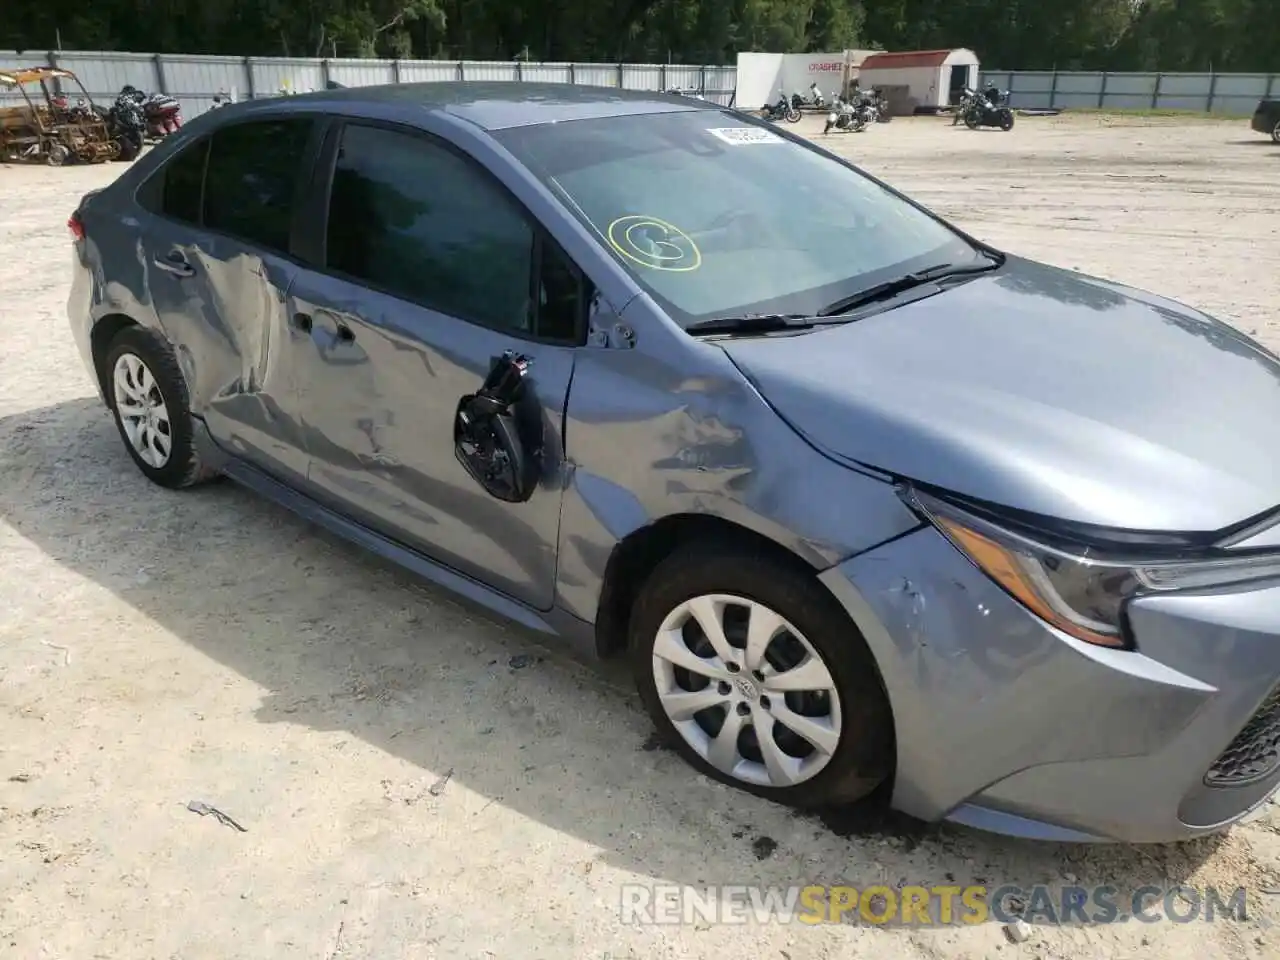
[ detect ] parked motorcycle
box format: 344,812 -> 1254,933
100,90 -> 147,160
870,89 -> 892,122
855,91 -> 882,127
118,85 -> 183,139
956,84 -> 1015,131
761,88 -> 801,123
791,82 -> 827,111
823,97 -> 865,134
209,88 -> 235,110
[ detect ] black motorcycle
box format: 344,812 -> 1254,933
97,91 -> 147,161
761,89 -> 801,123
958,85 -> 1015,131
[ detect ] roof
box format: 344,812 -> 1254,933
859,50 -> 955,71
274,81 -> 710,131
0,67 -> 75,86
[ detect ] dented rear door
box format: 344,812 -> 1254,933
145,116 -> 321,488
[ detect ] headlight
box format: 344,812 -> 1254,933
903,487 -> 1280,649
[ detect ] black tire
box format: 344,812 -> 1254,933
785,105 -> 801,123
45,143 -> 69,166
629,543 -> 894,808
115,131 -> 143,161
964,111 -> 980,130
1271,119 -> 1280,144
999,109 -> 1015,131
103,325 -> 218,489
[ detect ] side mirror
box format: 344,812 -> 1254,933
453,352 -> 540,503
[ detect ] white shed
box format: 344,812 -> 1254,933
856,48 -> 980,112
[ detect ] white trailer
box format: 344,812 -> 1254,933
856,48 -> 980,112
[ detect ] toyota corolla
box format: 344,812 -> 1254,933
67,83 -> 1280,844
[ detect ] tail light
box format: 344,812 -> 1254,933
67,210 -> 85,241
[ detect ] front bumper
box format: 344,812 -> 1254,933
819,526 -> 1280,844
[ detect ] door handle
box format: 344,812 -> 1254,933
153,252 -> 194,278
292,312 -> 313,333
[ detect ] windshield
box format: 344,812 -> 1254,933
492,109 -> 980,327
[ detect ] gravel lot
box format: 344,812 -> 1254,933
2,112 -> 1279,959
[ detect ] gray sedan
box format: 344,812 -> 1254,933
67,82 -> 1280,844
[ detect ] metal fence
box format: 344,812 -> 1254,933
0,49 -> 737,118
3,51 -> 1275,119
981,69 -> 1278,116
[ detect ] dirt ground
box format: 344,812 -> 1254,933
2,112 -> 1279,959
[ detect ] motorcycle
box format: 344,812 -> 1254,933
791,82 -> 827,111
855,91 -> 882,127
957,85 -> 1015,131
823,96 -> 865,134
100,90 -> 147,160
870,89 -> 892,122
761,88 -> 801,123
117,85 -> 183,139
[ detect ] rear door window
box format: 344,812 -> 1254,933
202,118 -> 314,253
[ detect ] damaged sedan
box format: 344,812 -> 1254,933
68,82 -> 1280,844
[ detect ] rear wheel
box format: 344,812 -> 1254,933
45,143 -> 69,166
104,326 -> 217,489
629,544 -> 894,807
115,130 -> 143,161
964,110 -> 980,130
1272,119 -> 1280,144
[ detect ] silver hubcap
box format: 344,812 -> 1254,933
112,353 -> 172,469
651,594 -> 842,788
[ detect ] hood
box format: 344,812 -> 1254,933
721,257 -> 1280,535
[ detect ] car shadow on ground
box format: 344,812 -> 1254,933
0,397 -> 1231,921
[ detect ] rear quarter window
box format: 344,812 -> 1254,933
137,136 -> 209,224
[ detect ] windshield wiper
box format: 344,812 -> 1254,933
685,313 -> 827,335
817,258 -> 1001,318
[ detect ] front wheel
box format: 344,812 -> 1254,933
1271,119 -> 1280,144
45,143 -> 69,166
999,108 -> 1015,131
629,544 -> 894,807
785,105 -> 801,123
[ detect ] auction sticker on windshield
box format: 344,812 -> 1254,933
707,127 -> 783,145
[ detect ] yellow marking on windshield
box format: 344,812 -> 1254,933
607,215 -> 702,272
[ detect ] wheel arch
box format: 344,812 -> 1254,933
594,512 -> 838,660
90,312 -> 143,407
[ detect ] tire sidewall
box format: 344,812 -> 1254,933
103,327 -> 197,488
1272,119 -> 1280,143
628,548 -> 894,807
117,131 -> 143,161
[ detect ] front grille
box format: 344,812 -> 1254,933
1205,686 -> 1280,787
